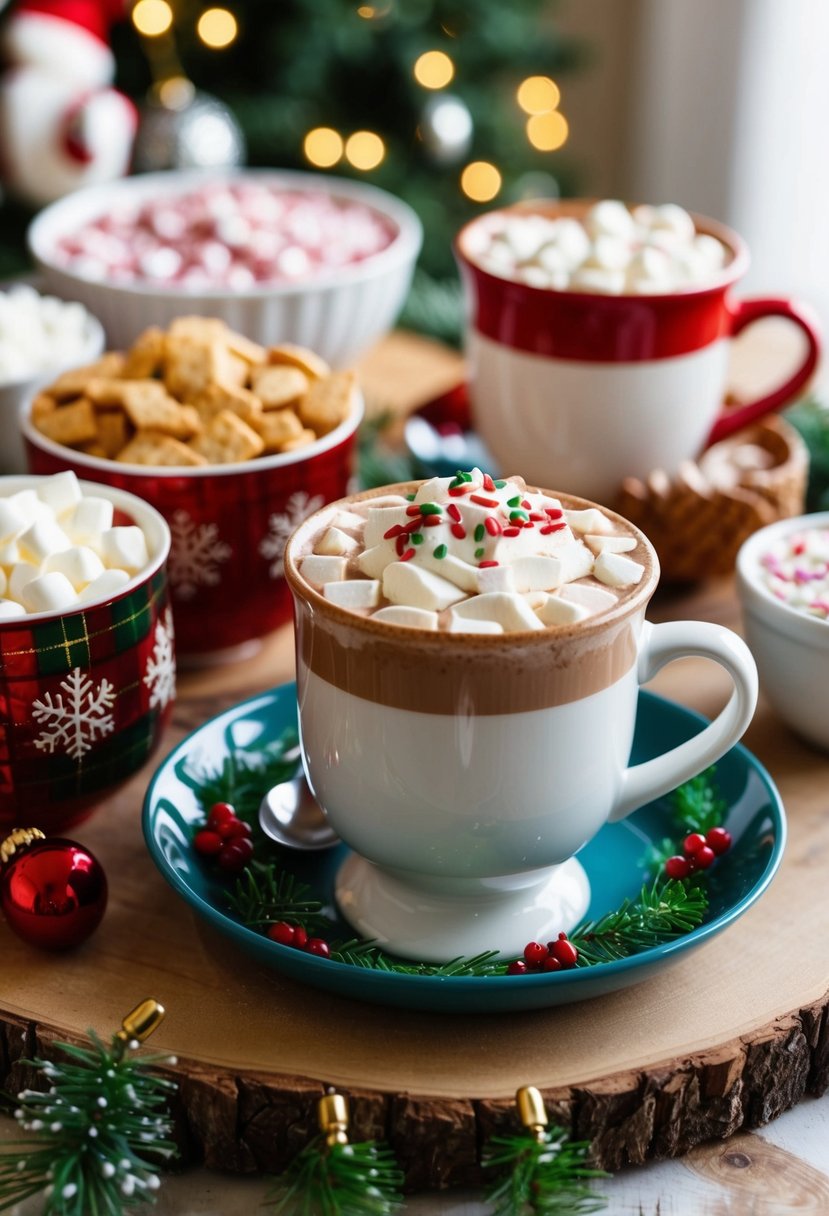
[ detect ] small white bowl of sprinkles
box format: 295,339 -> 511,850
736,511 -> 829,750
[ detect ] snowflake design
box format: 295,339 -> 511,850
32,668 -> 116,761
168,509 -> 231,601
260,491 -> 325,579
143,607 -> 176,711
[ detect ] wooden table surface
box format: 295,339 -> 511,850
3,325 -> 828,1213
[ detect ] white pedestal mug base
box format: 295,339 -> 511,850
335,854 -> 591,963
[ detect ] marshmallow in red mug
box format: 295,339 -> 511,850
455,199 -> 821,504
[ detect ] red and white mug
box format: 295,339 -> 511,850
455,201 -> 821,503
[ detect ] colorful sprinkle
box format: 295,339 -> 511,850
479,560 -> 499,568
545,507 -> 564,520
494,479 -> 507,488
451,523 -> 467,540
503,526 -> 521,537
420,503 -> 442,515
411,533 -> 423,545
400,548 -> 416,562
482,473 -> 496,492
448,485 -> 470,497
540,522 -> 567,535
470,494 -> 499,508
406,504 -> 422,517
475,547 -> 485,558
423,515 -> 442,527
510,509 -> 529,522
405,493 -> 416,501
484,516 -> 502,536
433,544 -> 447,559
507,496 -> 521,507
384,524 -> 405,539
447,503 -> 462,523
474,523 -> 486,542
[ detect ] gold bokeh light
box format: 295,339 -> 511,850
197,7 -> 238,48
460,161 -> 502,203
304,127 -> 344,168
132,0 -> 173,37
414,50 -> 455,89
527,111 -> 569,151
345,130 -> 385,171
517,76 -> 561,115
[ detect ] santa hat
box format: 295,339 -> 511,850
3,0 -> 127,87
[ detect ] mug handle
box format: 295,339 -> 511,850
608,620 -> 758,823
706,296 -> 822,446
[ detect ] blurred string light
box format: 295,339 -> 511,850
197,7 -> 238,48
527,111 -> 569,151
345,131 -> 385,170
517,75 -> 560,115
414,50 -> 455,89
132,0 -> 173,37
461,161 -> 501,202
304,127 -> 343,168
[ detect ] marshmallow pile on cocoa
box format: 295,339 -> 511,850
465,199 -> 728,295
298,470 -> 645,633
0,473 -> 150,618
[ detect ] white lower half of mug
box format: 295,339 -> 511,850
468,330 -> 731,503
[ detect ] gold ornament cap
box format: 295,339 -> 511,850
517,1085 -> 548,1141
0,827 -> 45,866
116,999 -> 166,1044
318,1092 -> 349,1146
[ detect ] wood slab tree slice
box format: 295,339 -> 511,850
2,580 -> 828,1191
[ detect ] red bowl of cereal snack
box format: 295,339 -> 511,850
27,168 -> 422,365
0,472 -> 173,833
22,317 -> 363,663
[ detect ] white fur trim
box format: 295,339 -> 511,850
4,13 -> 113,87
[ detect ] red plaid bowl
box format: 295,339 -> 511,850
22,399 -> 363,663
0,476 -> 173,833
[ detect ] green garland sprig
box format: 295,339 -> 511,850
0,1002 -> 177,1216
484,1127 -> 606,1216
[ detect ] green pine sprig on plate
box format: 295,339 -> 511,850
226,865 -> 330,933
266,1136 -> 404,1216
178,726 -> 300,826
484,1124 -> 607,1216
568,879 -> 708,967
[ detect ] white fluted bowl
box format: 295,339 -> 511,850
27,168 -> 423,367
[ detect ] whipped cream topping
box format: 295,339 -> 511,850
759,527 -> 829,620
463,199 -> 728,295
298,471 -> 646,633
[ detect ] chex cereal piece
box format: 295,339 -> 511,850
252,407 -> 305,453
79,442 -> 108,459
268,343 -> 330,380
224,352 -> 251,388
116,430 -> 207,467
31,393 -> 56,424
35,398 -> 98,447
226,331 -> 267,364
168,315 -> 229,343
122,326 -> 166,378
298,369 -> 357,435
282,428 -> 316,452
48,354 -> 124,400
191,409 -> 265,464
85,377 -> 130,408
95,410 -> 131,458
121,381 -> 201,439
196,381 -> 262,427
164,337 -> 233,401
251,364 -> 309,409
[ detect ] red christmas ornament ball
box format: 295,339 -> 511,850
1,833 -> 107,951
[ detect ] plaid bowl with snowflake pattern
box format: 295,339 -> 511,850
0,488 -> 174,833
25,398 -> 363,661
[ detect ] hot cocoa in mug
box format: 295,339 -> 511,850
284,470 -> 758,961
455,200 -> 821,503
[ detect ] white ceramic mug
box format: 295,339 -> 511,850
285,487 -> 758,961
456,201 -> 821,503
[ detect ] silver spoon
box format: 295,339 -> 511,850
258,761 -> 340,851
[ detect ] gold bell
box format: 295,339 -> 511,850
318,1091 -> 349,1147
116,999 -> 166,1044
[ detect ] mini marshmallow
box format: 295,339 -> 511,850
36,471 -> 82,516
0,540 -> 18,565
650,203 -> 696,243
66,497 -> 114,544
372,605 -> 439,630
554,218 -> 592,268
78,568 -> 131,604
315,527 -> 359,557
300,554 -> 348,586
593,551 -> 645,588
363,506 -> 409,549
0,501 -> 24,543
569,268 -> 626,295
22,572 -> 78,614
331,509 -> 366,532
357,544 -> 395,580
448,616 -> 504,635
8,562 -> 39,602
477,564 -> 516,594
421,552 -> 479,593
8,490 -> 52,524
99,526 -> 149,573
584,534 -> 638,555
522,590 -> 548,610
694,233 -> 727,269
383,562 -> 466,612
17,518 -> 72,564
535,595 -> 592,626
323,579 -> 380,609
585,199 -> 636,241
44,545 -> 105,590
588,235 -> 631,272
450,591 -> 544,632
565,508 -> 614,535
559,583 -> 618,613
0,598 -> 26,620
510,549 -> 593,592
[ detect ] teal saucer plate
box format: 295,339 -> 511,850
143,684 -> 785,1014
